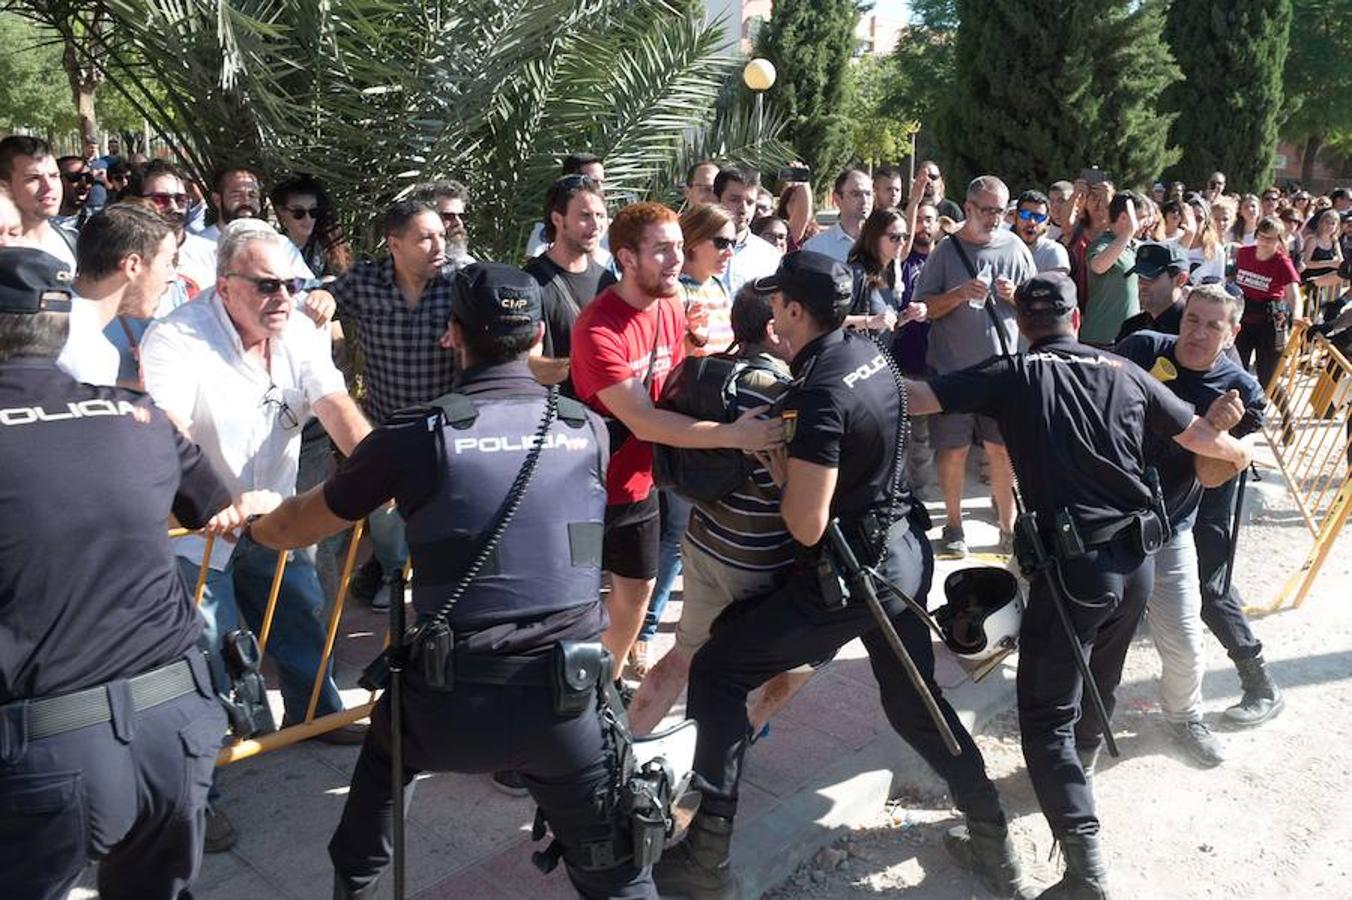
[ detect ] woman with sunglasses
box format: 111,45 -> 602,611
845,208 -> 919,335
629,203 -> 738,680
270,175 -> 352,281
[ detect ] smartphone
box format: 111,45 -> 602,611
1081,167 -> 1107,187
779,165 -> 812,184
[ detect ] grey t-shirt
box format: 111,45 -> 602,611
1029,235 -> 1071,273
912,230 -> 1035,374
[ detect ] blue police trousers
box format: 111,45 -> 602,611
1024,540 -> 1154,838
329,669 -> 656,899
0,653 -> 224,900
686,520 -> 1006,826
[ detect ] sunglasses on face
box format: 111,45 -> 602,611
1209,182 -> 1225,188
286,206 -> 319,220
710,236 -> 736,251
439,210 -> 469,225
62,172 -> 92,184
145,192 -> 189,209
1016,209 -> 1048,224
226,273 -> 306,296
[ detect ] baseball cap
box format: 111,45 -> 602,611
0,247 -> 73,315
1016,272 -> 1077,315
750,250 -> 853,317
1126,241 -> 1189,279
450,262 -> 541,336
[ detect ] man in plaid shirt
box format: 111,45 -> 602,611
314,199 -> 456,605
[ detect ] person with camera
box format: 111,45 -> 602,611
0,246 -> 249,899
247,262 -> 658,899
905,272 -> 1252,898
656,251 -> 1032,900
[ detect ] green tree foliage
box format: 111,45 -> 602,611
844,56 -> 916,170
886,0 -> 958,130
1280,0 -> 1352,183
14,0 -> 785,259
1162,0 -> 1293,192
0,12 -> 79,135
753,0 -> 862,178
940,0 -> 1179,193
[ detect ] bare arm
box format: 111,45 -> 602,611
775,456 -> 839,546
249,485 -> 354,551
313,391 -> 372,456
1173,415 -> 1251,469
598,378 -> 782,451
925,279 -> 987,320
1195,454 -> 1242,488
904,379 -> 943,416
1089,204 -> 1138,275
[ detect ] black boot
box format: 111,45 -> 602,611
652,812 -> 741,900
1225,655 -> 1284,727
1038,833 -> 1110,899
943,818 -> 1037,898
332,873 -> 380,899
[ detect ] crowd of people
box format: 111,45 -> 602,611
2,124 -> 1350,900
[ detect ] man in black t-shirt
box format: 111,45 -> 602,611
907,272 -> 1250,897
657,252 -> 1029,900
0,247 -> 244,900
525,175 -> 615,394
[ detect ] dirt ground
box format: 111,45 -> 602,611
767,469 -> 1352,900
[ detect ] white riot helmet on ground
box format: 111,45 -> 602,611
936,567 -> 1025,661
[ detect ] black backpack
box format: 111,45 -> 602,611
652,352 -> 790,502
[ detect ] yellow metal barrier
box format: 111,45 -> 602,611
168,520 -> 389,765
1259,322 -> 1352,611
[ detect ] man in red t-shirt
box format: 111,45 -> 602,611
571,202 -> 782,675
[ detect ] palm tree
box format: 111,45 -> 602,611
15,0 -> 791,259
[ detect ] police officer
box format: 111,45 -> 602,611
655,251 -> 1032,900
905,272 -> 1252,898
247,262 -> 656,899
0,246 -> 242,899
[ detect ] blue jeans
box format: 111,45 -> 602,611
176,536 -> 344,727
642,491 -> 692,641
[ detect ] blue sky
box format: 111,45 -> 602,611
872,0 -> 911,20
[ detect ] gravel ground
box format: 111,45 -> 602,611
768,464 -> 1352,900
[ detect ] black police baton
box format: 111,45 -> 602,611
1222,467 -> 1249,600
825,520 -> 962,756
387,565 -> 409,900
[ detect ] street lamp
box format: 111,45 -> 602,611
742,58 -> 777,140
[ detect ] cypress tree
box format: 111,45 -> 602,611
1162,0 -> 1292,193
753,0 -> 862,178
941,0 -> 1179,192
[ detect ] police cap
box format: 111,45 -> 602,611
751,250 -> 853,319
1125,241 -> 1189,279
0,247 -> 73,315
451,262 -> 542,336
1015,271 -> 1077,315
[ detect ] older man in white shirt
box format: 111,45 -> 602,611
141,222 -> 370,745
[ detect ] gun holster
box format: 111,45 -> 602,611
551,641 -> 606,717
217,629 -> 277,739
812,513 -> 891,611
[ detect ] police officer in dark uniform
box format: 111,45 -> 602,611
247,262 -> 656,899
0,246 -> 239,899
655,251 -> 1032,900
906,272 -> 1252,898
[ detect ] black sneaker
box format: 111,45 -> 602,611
1169,719 -> 1225,768
204,806 -> 237,854
491,770 -> 530,798
347,558 -> 384,605
938,524 -> 968,559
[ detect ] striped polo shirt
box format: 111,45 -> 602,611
685,349 -> 797,572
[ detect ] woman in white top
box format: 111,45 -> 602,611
1187,197 -> 1226,284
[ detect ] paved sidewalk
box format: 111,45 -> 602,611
74,495 -> 1018,900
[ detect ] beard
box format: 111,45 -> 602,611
224,203 -> 259,223
446,233 -> 470,261
636,266 -> 679,298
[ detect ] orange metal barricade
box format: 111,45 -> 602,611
168,521 -> 389,764
1258,323 -> 1352,611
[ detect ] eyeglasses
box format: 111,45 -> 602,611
710,236 -> 736,251
260,383 -> 300,430
885,231 -> 908,243
62,172 -> 92,185
1209,181 -> 1225,188
1016,209 -> 1048,224
439,210 -> 469,225
285,206 -> 319,220
145,192 -> 189,209
970,203 -> 1004,217
559,174 -> 596,189
1262,195 -> 1279,203
225,273 -> 306,296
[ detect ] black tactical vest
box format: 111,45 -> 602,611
403,391 -> 607,627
